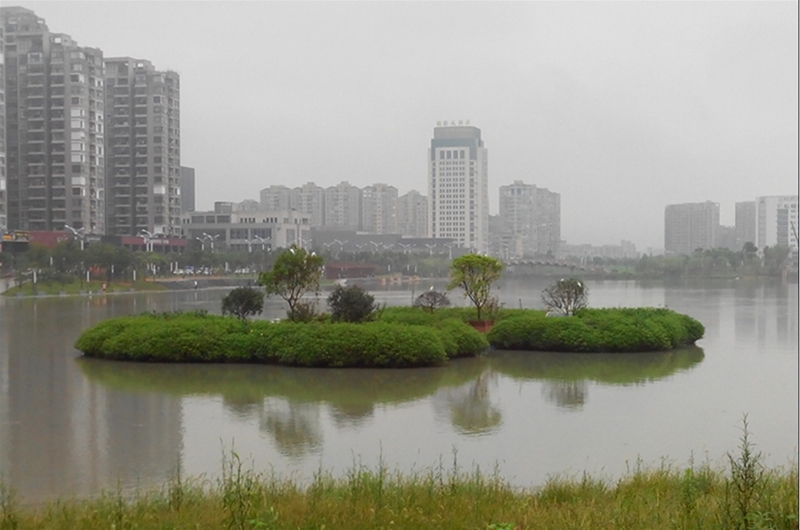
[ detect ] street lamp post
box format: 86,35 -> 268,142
333,239 -> 348,259
254,235 -> 271,251
444,242 -> 457,260
140,229 -> 155,252
424,243 -> 437,256
64,224 -> 85,251
398,242 -> 414,254
201,233 -> 219,251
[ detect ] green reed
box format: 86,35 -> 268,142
1,434 -> 797,530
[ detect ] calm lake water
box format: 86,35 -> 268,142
0,277 -> 796,503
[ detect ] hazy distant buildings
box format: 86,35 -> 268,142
105,57 -> 180,236
180,166 -> 195,213
397,190 -> 427,237
499,180 -> 560,257
361,183 -> 397,234
324,181 -> 361,230
735,201 -> 756,248
428,122 -> 489,252
755,195 -> 798,250
664,201 -> 719,255
0,25 -> 6,231
289,182 -> 325,227
259,184 -> 291,212
1,7 -> 106,232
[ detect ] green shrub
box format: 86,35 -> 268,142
221,286 -> 264,321
487,308 -> 704,353
266,322 -> 447,367
327,284 -> 379,323
434,318 -> 489,358
75,314 -> 449,367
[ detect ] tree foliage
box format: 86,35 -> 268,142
447,253 -> 504,321
221,286 -> 265,321
258,245 -> 324,321
541,277 -> 589,316
327,284 -> 379,323
413,289 -> 451,312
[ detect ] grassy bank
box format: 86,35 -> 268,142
1,450 -> 796,530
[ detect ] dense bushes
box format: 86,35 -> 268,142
378,306 -> 527,326
487,307 -> 704,353
74,312 -> 489,367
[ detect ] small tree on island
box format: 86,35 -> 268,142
327,284 -> 379,323
447,253 -> 504,321
221,286 -> 264,321
258,245 -> 324,321
541,277 -> 588,316
413,288 -> 451,313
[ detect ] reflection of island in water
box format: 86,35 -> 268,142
490,347 -> 705,410
78,357 -> 487,457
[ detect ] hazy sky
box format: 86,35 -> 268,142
10,1 -> 799,249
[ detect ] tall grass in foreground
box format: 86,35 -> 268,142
1,427 -> 797,530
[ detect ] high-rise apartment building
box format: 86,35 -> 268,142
259,184 -> 291,212
105,57 -> 180,236
756,195 -> 798,250
735,201 -> 756,248
0,25 -> 6,231
324,181 -> 361,230
428,123 -> 488,252
2,7 -> 105,232
397,190 -> 427,237
499,180 -> 560,257
361,183 -> 397,234
179,166 -> 195,213
664,201 -> 719,255
289,182 -> 324,227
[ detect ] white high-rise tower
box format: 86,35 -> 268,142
428,123 -> 488,252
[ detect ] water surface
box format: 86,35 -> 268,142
0,278 -> 796,503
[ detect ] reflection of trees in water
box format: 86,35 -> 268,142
329,403 -> 374,428
259,399 -> 322,459
542,380 -> 587,411
222,399 -> 262,418
434,372 -> 502,435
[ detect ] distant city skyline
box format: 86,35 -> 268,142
3,2 -> 797,249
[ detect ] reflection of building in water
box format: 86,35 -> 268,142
432,373 -> 502,435
542,380 -> 587,410
0,298 -> 183,502
259,399 -> 322,459
665,286 -> 721,341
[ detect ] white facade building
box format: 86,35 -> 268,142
428,123 -> 488,252
756,195 -> 798,250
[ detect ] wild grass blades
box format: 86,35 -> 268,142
1,443 -> 796,529
726,415 -> 766,530
0,480 -> 19,530
220,448 -> 269,530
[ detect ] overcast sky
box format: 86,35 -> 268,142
11,1 -> 799,249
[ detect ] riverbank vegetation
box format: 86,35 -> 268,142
1,431 -> 796,530
487,308 -> 704,352
74,311 -> 488,367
